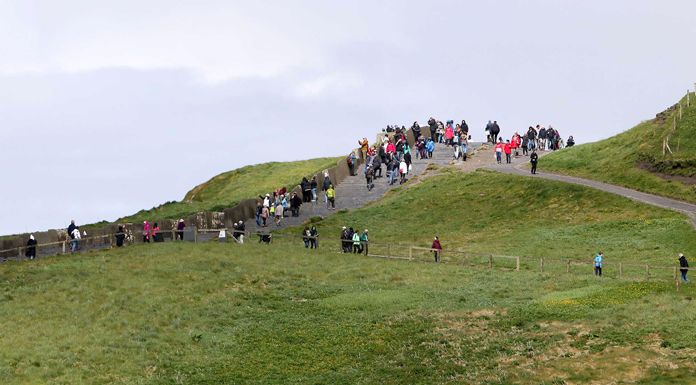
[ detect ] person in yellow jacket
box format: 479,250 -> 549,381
358,137 -> 369,160
326,184 -> 336,210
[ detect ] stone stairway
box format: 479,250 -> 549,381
245,142 -> 480,236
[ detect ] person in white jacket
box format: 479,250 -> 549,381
399,159 -> 408,185
71,227 -> 81,252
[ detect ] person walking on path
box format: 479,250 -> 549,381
358,137 -> 369,160
594,252 -> 603,276
326,184 -> 336,210
25,234 -> 37,260
152,222 -> 162,242
504,140 -> 512,164
679,253 -> 689,283
431,236 -> 442,263
274,201 -> 284,226
530,151 -> 539,174
322,172 -> 332,204
494,139 -> 504,164
290,192 -> 302,217
261,206 -> 269,227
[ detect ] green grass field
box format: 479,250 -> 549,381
3,169 -> 696,384
1,242 -> 695,385
119,157 -> 340,224
542,93 -> 696,203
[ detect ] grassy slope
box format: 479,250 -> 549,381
304,169 -> 696,263
1,243 -> 696,384
3,170 -> 696,384
542,93 -> 696,203
119,157 -> 340,224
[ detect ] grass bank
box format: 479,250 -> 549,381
1,242 -> 695,384
119,157 -> 340,224
542,93 -> 696,203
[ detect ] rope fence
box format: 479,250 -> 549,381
1,228 -> 690,289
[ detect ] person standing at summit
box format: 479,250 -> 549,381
358,137 -> 369,160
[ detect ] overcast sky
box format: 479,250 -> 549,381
2,0 -> 695,235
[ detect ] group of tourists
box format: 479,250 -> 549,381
340,226 -> 369,255
425,118 -> 470,161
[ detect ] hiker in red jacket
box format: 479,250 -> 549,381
431,236 -> 442,263
511,133 -> 521,156
494,139 -> 504,164
504,140 -> 512,164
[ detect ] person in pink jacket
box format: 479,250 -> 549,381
444,124 -> 454,145
142,221 -> 150,243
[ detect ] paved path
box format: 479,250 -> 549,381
483,152 -> 696,227
246,142 -> 483,235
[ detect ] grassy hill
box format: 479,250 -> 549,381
542,92 -> 696,203
118,157 -> 340,224
3,168 -> 696,384
297,168 -> 696,262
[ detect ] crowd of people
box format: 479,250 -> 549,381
340,227 -> 369,255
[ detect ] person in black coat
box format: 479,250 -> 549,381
290,192 -> 302,217
25,234 -> 37,260
530,151 -> 539,174
679,253 -> 689,283
115,225 -> 126,247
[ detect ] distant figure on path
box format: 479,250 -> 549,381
71,226 -> 81,252
679,253 -> 689,283
361,229 -> 369,256
115,225 -> 126,247
530,151 -> 539,174
431,236 -> 442,263
322,172 -> 332,204
504,140 -> 512,164
143,221 -> 150,243
594,252 -> 603,276
490,121 -> 501,143
68,220 -> 77,241
566,136 -> 575,147
290,192 -> 302,217
152,222 -> 162,242
352,231 -> 362,253
326,184 -> 336,210
233,220 -> 245,244
177,219 -> 185,240
494,138 -> 504,164
358,137 -> 369,160
25,234 -> 37,260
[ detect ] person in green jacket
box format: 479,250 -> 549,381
360,229 -> 369,256
352,231 -> 361,254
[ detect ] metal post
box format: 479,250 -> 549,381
540,258 -> 544,273
515,256 -> 520,272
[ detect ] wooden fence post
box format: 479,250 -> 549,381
62,241 -> 66,254
674,266 -> 678,281
488,255 -> 493,269
409,246 -> 413,261
540,258 -> 544,273
566,260 -> 570,273
17,247 -> 22,259
645,264 -> 650,280
387,244 -> 391,258
515,256 -> 520,272
194,227 -> 198,243
619,263 -> 623,278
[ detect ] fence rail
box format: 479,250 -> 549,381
1,228 -> 690,289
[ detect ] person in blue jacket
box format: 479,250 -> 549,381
594,251 -> 603,276
425,138 -> 435,159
